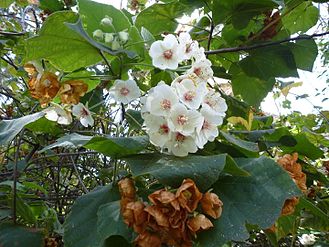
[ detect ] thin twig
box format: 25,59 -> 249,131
70,157 -> 89,194
205,32 -> 329,55
99,50 -> 115,76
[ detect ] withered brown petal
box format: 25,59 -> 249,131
176,178 -> 203,213
201,192 -> 223,219
118,178 -> 136,199
187,214 -> 213,234
135,231 -> 162,247
144,205 -> 170,227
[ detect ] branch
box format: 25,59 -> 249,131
0,31 -> 25,36
205,32 -> 329,55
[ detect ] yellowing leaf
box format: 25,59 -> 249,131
281,82 -> 303,97
227,111 -> 254,131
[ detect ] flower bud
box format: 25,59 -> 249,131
92,29 -> 104,40
100,16 -> 113,26
104,33 -> 114,43
111,38 -> 121,50
118,31 -> 129,43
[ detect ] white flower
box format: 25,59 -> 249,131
43,104 -> 72,125
109,79 -> 141,104
72,103 -> 94,127
166,132 -> 198,157
146,83 -> 179,116
298,234 -> 316,246
178,32 -> 199,60
168,103 -> 203,135
203,90 -> 227,116
93,29 -> 104,40
118,31 -> 129,43
192,46 -> 206,61
195,104 -> 223,148
175,78 -> 207,110
143,114 -> 171,147
104,33 -> 114,43
188,59 -> 213,82
149,34 -> 182,70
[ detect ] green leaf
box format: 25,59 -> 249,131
97,201 -> 132,242
0,0 -> 14,7
25,11 -> 102,72
78,0 -> 131,37
25,117 -> 63,136
287,38 -> 318,71
281,133 -> 323,159
126,154 -> 230,191
125,109 -> 143,130
198,156 -> 302,246
135,2 -> 186,35
212,0 -> 278,29
63,70 -> 101,92
0,223 -> 44,247
220,131 -> 260,153
282,2 -> 319,34
39,0 -> 64,12
239,45 -> 298,80
299,197 -> 329,225
84,136 -> 149,158
231,71 -> 276,107
0,112 -> 44,146
15,195 -> 36,224
39,133 -> 92,153
64,185 -> 120,247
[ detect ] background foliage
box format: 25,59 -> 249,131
0,0 -> 328,246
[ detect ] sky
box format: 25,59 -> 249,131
94,0 -> 329,116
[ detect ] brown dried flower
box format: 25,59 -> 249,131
148,189 -> 180,211
135,231 -> 162,247
187,214 -> 213,235
281,197 -> 299,216
58,80 -> 88,104
24,63 -> 60,107
118,178 -> 136,200
122,201 -> 147,233
200,192 -> 223,219
176,178 -> 203,213
277,153 -> 307,193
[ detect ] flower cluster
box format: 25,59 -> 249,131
142,33 -> 227,156
93,16 -> 129,51
24,62 -> 93,127
118,178 -> 223,247
277,153 -> 307,215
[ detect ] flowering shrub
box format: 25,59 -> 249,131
0,0 -> 328,247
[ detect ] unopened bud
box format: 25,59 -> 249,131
111,38 -> 121,50
101,16 -> 113,26
93,29 -> 104,40
118,31 -> 129,43
104,33 -> 114,43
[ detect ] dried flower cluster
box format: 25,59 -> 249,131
118,178 -> 223,247
142,32 -> 227,157
277,153 -> 307,215
24,62 -> 94,127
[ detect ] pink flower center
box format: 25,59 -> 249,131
175,132 -> 185,142
194,67 -> 202,76
120,87 -> 130,96
185,44 -> 192,54
159,124 -> 169,135
160,99 -> 171,110
184,91 -> 195,102
80,107 -> 89,118
177,115 -> 188,125
202,120 -> 210,130
163,50 -> 173,60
